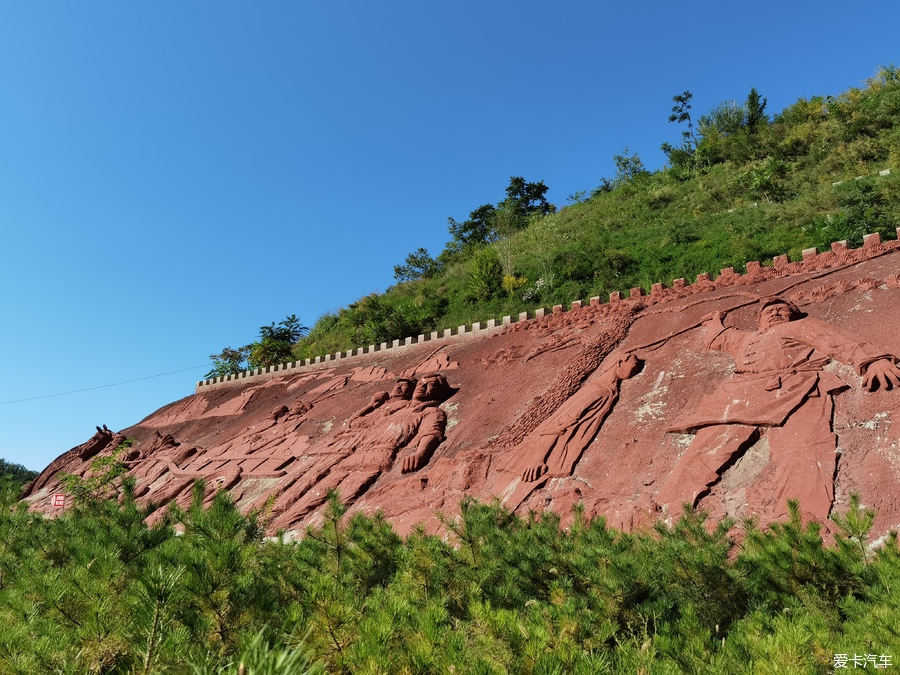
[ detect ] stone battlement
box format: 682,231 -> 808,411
195,226 -> 900,394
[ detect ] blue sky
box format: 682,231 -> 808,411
1,1 -> 898,472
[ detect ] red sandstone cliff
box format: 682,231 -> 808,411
25,242 -> 900,539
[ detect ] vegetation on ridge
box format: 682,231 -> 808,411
207,315 -> 308,378
0,459 -> 37,487
207,66 -> 900,369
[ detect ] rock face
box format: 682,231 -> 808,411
25,243 -> 900,538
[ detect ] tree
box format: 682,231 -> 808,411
393,248 -> 442,282
698,100 -> 746,137
503,176 -> 555,218
248,315 -> 309,369
259,314 -> 307,344
467,247 -> 502,300
745,87 -> 768,132
668,91 -> 698,148
612,147 -> 649,185
445,177 -> 555,256
0,458 -> 38,486
206,315 -> 308,377
205,346 -> 252,378
446,203 -> 498,253
662,91 -> 698,168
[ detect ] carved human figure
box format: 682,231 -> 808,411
495,353 -> 641,513
132,397 -> 315,507
239,379 -> 415,515
269,373 -> 454,529
657,298 -> 900,521
517,353 -> 643,482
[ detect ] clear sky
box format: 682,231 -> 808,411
1,1 -> 897,472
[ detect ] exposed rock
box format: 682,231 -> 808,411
24,245 -> 900,539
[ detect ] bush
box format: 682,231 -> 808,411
468,247 -> 503,300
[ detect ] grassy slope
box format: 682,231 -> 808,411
293,68 -> 900,362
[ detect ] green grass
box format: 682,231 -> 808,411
290,66 -> 900,361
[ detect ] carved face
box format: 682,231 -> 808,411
758,302 -> 796,330
412,374 -> 450,403
390,379 -> 416,400
614,353 -> 642,380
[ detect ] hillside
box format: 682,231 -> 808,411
11,66 -> 900,672
279,66 -> 900,365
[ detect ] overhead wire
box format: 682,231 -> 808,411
0,365 -> 209,405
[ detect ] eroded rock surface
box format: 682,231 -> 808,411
25,244 -> 900,538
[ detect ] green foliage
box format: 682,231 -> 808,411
669,90 -> 698,147
805,177 -> 893,248
503,176 -> 555,218
468,247 -> 503,300
502,274 -> 528,296
212,67 -> 900,366
662,90 -> 699,170
195,630 -> 322,675
612,147 -> 649,186
446,176 -> 555,257
0,486 -> 899,672
59,439 -> 133,508
745,86 -> 769,131
206,346 -> 252,379
0,459 -> 37,486
207,315 -> 308,377
248,315 -> 308,369
836,178 -> 891,237
394,247 -> 442,282
699,99 -> 746,137
742,157 -> 788,203
447,202 -> 499,254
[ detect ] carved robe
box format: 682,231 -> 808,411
669,317 -> 890,433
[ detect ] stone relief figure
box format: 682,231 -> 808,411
517,353 -> 643,482
657,298 -> 900,521
268,373 -> 455,529
132,399 -> 314,507
496,352 -> 642,513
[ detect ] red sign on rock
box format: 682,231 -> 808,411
50,494 -> 65,508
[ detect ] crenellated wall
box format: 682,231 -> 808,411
195,225 -> 900,394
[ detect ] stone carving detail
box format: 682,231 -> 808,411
495,306 -> 637,449
261,373 -> 456,529
22,244 -> 900,539
24,425 -> 122,495
496,352 -> 642,512
657,298 -> 900,522
515,353 -> 642,483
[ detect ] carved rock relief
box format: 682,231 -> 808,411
23,249 -> 900,537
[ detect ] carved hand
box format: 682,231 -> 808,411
862,359 -> 900,391
701,310 -> 725,324
401,452 -> 425,473
401,433 -> 442,473
521,463 -> 548,483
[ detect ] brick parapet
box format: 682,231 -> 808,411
195,229 -> 900,393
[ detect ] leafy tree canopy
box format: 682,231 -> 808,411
444,176 -> 556,256
206,314 -> 308,377
393,247 -> 442,282
0,458 -> 37,486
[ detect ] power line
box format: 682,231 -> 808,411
0,365 -> 209,405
